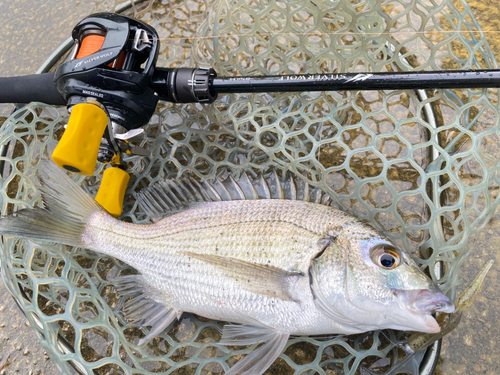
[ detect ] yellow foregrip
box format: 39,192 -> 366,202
95,167 -> 130,217
52,103 -> 108,176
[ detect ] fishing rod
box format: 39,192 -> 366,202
6,63 -> 500,106
2,12 -> 500,215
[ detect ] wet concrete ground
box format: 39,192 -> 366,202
0,1 -> 95,372
0,0 -> 97,116
434,1 -> 500,374
1,0 -> 500,374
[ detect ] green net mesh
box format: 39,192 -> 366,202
1,0 -> 500,374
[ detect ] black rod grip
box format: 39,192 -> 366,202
0,72 -> 66,105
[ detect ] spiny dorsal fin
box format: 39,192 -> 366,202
268,170 -> 284,199
238,172 -> 259,199
254,173 -> 271,199
283,173 -> 297,200
221,175 -> 245,200
137,170 -> 333,221
212,178 -> 232,201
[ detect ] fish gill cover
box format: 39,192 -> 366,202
0,0 -> 499,374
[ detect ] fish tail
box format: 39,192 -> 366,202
0,160 -> 103,247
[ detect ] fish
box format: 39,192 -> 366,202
0,161 -> 454,375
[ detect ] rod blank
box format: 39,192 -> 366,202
211,70 -> 500,94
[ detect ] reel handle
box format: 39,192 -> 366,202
51,102 -> 129,217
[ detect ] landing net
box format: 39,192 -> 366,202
1,0 -> 499,374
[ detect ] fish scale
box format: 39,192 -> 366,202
85,200 -> 341,267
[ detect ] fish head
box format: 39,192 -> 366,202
310,223 -> 454,334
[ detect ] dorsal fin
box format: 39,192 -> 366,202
212,178 -> 232,201
311,188 -> 323,204
238,172 -> 259,199
283,173 -> 297,200
137,171 -> 333,221
221,175 -> 245,200
253,173 -> 271,199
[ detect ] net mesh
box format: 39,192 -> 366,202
1,0 -> 499,374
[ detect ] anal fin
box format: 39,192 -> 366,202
220,324 -> 289,375
114,275 -> 180,345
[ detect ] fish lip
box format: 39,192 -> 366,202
407,310 -> 441,333
411,289 -> 455,314
395,288 -> 455,314
393,288 -> 454,333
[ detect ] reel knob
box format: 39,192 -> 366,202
51,103 -> 108,176
95,167 -> 130,217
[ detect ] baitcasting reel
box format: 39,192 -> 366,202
50,13 -> 160,215
50,13 -> 217,215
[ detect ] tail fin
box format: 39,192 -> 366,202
0,160 -> 104,247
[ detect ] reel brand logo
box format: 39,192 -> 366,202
345,73 -> 374,83
278,73 -> 374,82
75,52 -> 113,68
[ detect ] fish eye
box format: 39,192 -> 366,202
370,245 -> 401,270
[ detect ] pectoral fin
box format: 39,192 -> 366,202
220,324 -> 289,375
181,252 -> 304,301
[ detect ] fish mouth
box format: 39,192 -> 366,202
405,310 -> 441,333
408,289 -> 455,314
395,289 -> 455,333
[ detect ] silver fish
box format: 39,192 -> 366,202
0,161 -> 454,375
